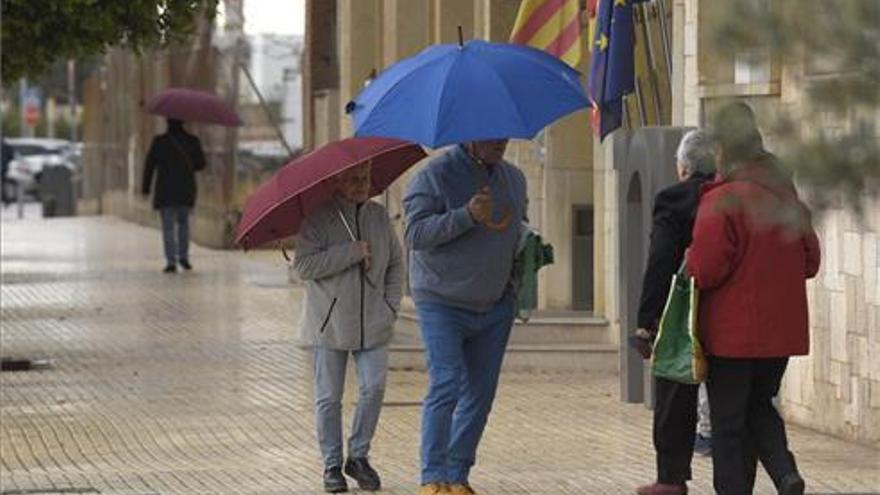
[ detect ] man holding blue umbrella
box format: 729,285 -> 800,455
404,139 -> 527,495
346,34 -> 589,494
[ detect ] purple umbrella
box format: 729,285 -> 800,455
145,88 -> 243,126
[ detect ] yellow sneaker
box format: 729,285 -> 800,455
419,482 -> 449,495
447,484 -> 477,495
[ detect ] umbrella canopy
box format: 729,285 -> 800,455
145,88 -> 243,126
236,137 -> 426,250
346,40 -> 590,148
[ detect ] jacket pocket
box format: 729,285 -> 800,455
319,298 -> 338,333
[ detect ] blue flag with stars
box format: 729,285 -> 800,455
588,0 -> 643,140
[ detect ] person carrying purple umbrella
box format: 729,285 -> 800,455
141,118 -> 207,273
404,140 -> 528,495
293,161 -> 403,493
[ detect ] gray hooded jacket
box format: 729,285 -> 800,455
294,198 -> 403,350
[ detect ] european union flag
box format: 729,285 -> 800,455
588,0 -> 643,140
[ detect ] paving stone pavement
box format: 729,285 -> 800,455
1,216 -> 878,495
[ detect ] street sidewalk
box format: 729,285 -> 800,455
2,215 -> 878,494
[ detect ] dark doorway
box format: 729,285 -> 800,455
572,204 -> 594,311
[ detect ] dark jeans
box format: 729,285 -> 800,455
707,357 -> 797,495
160,207 -> 191,265
653,377 -> 698,484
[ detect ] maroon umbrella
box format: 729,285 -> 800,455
236,137 -> 426,250
145,88 -> 243,126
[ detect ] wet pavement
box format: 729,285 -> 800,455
1,214 -> 878,494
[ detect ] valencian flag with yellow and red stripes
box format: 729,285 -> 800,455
510,0 -> 584,68
588,0 -> 645,140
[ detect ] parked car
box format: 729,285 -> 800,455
5,138 -> 79,197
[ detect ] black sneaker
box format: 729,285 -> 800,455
179,259 -> 192,270
779,472 -> 805,495
163,264 -> 177,273
344,457 -> 381,491
323,466 -> 348,493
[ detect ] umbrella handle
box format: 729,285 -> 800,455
483,204 -> 513,232
280,244 -> 291,262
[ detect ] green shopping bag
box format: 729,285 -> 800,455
651,263 -> 707,384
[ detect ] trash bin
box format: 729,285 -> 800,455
39,165 -> 76,217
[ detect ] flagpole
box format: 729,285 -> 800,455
655,0 -> 674,85
638,2 -> 664,124
634,77 -> 648,126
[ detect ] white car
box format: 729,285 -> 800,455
5,138 -> 78,196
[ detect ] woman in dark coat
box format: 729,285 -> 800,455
687,103 -> 821,495
141,119 -> 207,272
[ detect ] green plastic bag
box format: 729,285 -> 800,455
651,264 -> 707,384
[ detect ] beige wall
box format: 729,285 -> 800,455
541,112 -> 593,310
774,54 -> 880,443
788,202 -> 880,443
678,0 -> 880,443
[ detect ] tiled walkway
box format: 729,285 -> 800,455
1,215 -> 878,494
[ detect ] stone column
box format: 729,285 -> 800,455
475,0 -> 542,257
383,0 -> 430,68
338,0 -> 383,137
432,0 -> 474,44
682,0 -> 700,125
474,0 -> 519,41
670,0 -> 687,125
381,0 -> 432,283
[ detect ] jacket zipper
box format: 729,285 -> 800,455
357,205 -> 365,350
319,298 -> 338,333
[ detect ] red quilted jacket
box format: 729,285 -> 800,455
687,162 -> 821,358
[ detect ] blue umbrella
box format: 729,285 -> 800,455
346,39 -> 590,148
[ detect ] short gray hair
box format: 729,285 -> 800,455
676,129 -> 716,176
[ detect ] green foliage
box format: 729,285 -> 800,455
1,0 -> 219,85
54,117 -> 75,141
707,0 -> 880,214
33,57 -> 102,103
1,103 -> 80,140
2,106 -> 22,137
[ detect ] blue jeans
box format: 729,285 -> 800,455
314,345 -> 388,469
160,207 -> 190,265
417,297 -> 514,484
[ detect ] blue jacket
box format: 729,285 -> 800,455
403,145 -> 528,312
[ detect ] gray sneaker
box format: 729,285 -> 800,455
344,457 -> 381,491
323,466 -> 348,493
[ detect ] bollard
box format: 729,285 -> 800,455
42,194 -> 57,218
39,166 -> 75,217
16,181 -> 24,219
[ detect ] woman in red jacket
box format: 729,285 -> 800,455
687,103 -> 821,495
